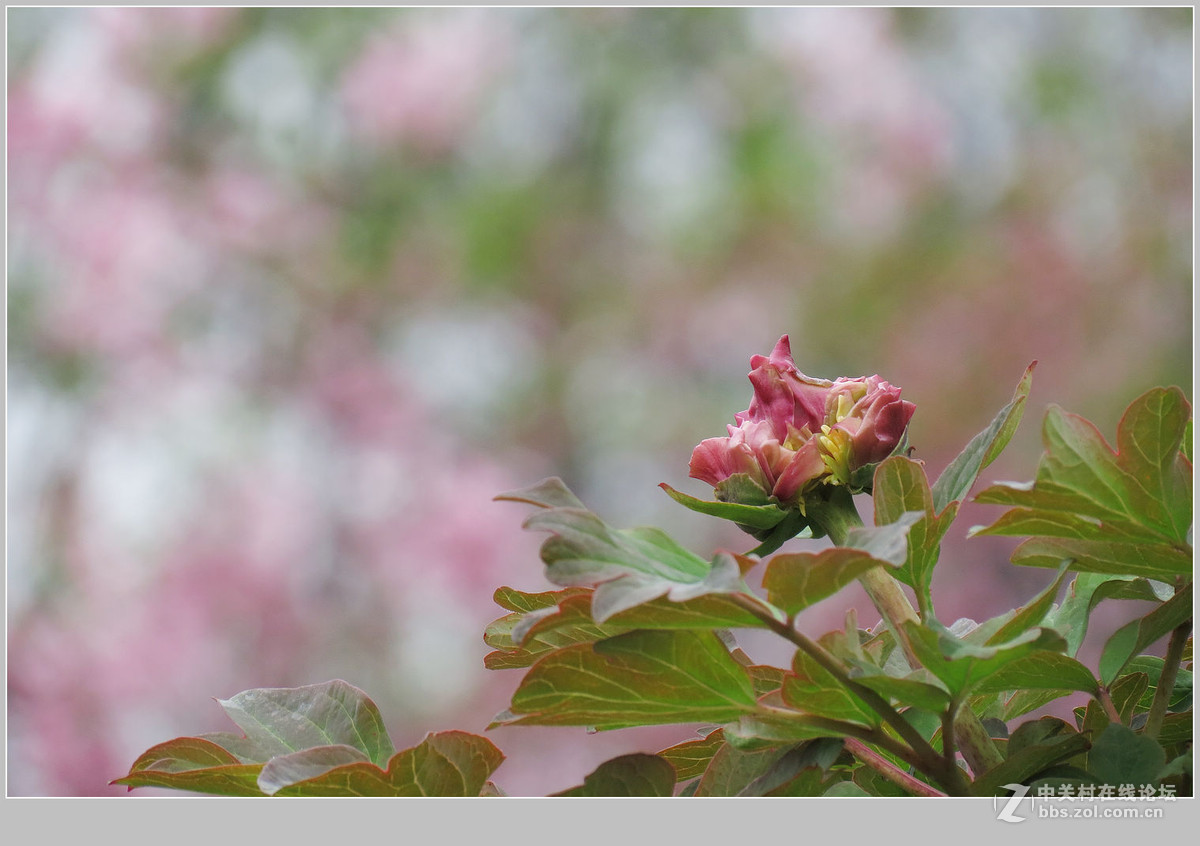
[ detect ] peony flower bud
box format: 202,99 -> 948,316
688,336 -> 915,506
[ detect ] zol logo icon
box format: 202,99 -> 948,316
994,784 -> 1031,823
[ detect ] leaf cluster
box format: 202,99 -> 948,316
116,371 -> 1192,797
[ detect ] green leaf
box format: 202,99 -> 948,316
492,585 -> 590,614
1086,724 -> 1165,788
657,729 -> 726,781
970,651 -> 1098,697
903,620 -> 1070,697
111,737 -> 266,796
1127,656 -> 1193,711
1157,711 -> 1192,745
931,361 -> 1036,514
972,730 -> 1091,795
1098,588 -> 1192,685
1159,748 -> 1192,781
268,731 -> 505,797
844,511 -> 924,565
852,672 -> 952,712
1108,673 -> 1149,723
484,590 -> 621,670
485,581 -> 781,670
781,650 -> 880,727
762,548 -> 892,617
693,740 -> 792,797
659,482 -> 788,530
1007,537 -> 1191,580
216,680 -> 394,767
824,780 -> 872,797
972,388 -> 1192,582
1002,689 -> 1077,721
495,476 -> 585,510
722,693 -> 854,747
740,738 -> 845,796
499,629 -> 758,730
984,562 -> 1072,646
747,664 -> 788,697
1183,420 -> 1193,464
871,456 -> 960,613
258,745 -> 371,795
506,479 -> 763,621
1047,573 -> 1175,657
552,754 -> 676,797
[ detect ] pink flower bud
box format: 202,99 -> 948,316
688,336 -> 915,505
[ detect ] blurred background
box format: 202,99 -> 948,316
6,7 -> 1192,796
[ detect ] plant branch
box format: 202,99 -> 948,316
951,701 -> 1005,777
843,737 -> 947,797
1096,685 -> 1123,724
806,489 -> 923,666
1144,617 -> 1191,740
729,593 -> 969,795
804,487 -> 1003,780
941,705 -> 958,770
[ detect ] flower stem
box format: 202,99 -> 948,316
843,738 -> 947,797
729,593 -> 970,795
1144,617 -> 1191,739
805,486 -> 1004,779
805,488 -> 923,666
952,701 -> 1004,777
1097,685 -> 1123,724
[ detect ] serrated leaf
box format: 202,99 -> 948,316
111,737 -> 266,796
659,482 -> 788,530
1086,723 -> 1165,788
657,729 -> 726,781
216,680 -> 394,767
268,731 -> 504,797
500,629 -> 758,730
1098,588 -> 1193,685
872,456 -> 959,613
762,548 -> 892,617
552,753 -> 676,797
973,388 -> 1192,582
931,361 -> 1036,514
